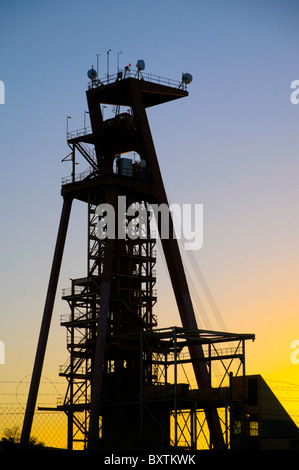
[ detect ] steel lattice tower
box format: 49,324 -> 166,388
20,62 -> 253,450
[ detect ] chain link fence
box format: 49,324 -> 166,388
0,379 -> 298,450
0,378 -> 67,449
0,405 -> 67,448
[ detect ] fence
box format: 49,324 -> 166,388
0,378 -> 67,449
0,406 -> 67,448
1,379 -> 298,450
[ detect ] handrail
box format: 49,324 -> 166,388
61,286 -> 87,297
87,67 -> 187,91
67,125 -> 92,140
61,165 -> 94,185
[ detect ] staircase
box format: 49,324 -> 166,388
73,142 -> 98,172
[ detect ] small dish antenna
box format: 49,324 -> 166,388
136,59 -> 145,71
136,59 -> 145,78
87,67 -> 98,81
181,72 -> 193,84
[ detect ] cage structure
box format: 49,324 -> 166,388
21,63 -> 254,450
58,201 -> 158,449
95,326 -> 254,451
57,323 -> 254,450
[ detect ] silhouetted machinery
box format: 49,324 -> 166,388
21,59 -> 254,450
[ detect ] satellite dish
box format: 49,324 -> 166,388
136,59 -> 145,71
182,73 -> 193,84
87,68 -> 97,80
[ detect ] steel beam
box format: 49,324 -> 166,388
20,196 -> 73,446
125,79 -> 225,449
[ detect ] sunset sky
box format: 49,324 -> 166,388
1,0 -> 299,432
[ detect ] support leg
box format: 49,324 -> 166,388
20,197 -> 73,445
126,81 -> 225,449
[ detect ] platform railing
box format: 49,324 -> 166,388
61,165 -> 94,185
87,67 -> 187,90
67,125 -> 92,140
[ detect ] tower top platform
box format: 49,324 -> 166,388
86,71 -> 189,108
